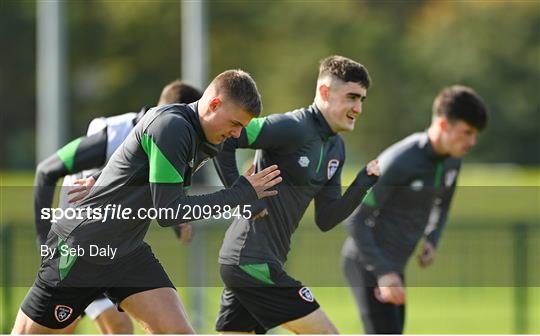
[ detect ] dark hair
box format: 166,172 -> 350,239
158,80 -> 202,105
318,55 -> 371,89
212,69 -> 262,117
433,85 -> 488,131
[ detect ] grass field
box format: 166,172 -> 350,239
1,164 -> 539,333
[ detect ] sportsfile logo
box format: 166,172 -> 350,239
54,304 -> 73,323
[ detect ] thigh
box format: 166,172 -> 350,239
215,287 -> 265,334
280,307 -> 338,334
119,287 -> 194,334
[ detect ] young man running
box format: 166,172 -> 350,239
214,56 -> 379,334
32,80 -> 201,334
342,85 -> 488,334
13,69 -> 282,334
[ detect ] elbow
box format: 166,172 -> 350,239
155,218 -> 183,228
156,219 -> 170,228
35,161 -> 50,181
315,216 -> 335,232
156,215 -> 191,227
318,225 -> 333,233
36,157 -> 63,184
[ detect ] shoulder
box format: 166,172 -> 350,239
257,108 -> 309,143
265,108 -> 306,129
378,133 -> 424,174
143,106 -> 194,140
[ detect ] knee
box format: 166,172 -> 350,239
96,311 -> 134,334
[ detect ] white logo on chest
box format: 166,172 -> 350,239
298,156 -> 310,168
410,179 -> 424,191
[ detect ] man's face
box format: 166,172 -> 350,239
441,119 -> 479,158
204,98 -> 252,144
325,81 -> 367,133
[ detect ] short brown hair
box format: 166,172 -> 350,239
319,55 -> 371,89
158,80 -> 202,105
433,85 -> 488,131
211,69 -> 262,117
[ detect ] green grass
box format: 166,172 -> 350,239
2,287 -> 539,334
1,165 -> 539,333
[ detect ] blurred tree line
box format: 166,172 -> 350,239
1,0 -> 538,169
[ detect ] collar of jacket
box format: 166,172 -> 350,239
420,131 -> 449,161
186,101 -> 210,144
309,104 -> 336,141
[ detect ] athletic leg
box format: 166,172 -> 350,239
118,287 -> 194,334
12,307 -> 86,335
280,307 -> 338,334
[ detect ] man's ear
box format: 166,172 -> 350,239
208,97 -> 221,112
438,117 -> 448,131
318,84 -> 330,102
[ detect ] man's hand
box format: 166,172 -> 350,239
67,176 -> 96,203
376,272 -> 406,305
177,224 -> 193,245
417,240 -> 436,268
243,164 -> 282,199
366,159 -> 380,176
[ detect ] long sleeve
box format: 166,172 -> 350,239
314,166 -> 378,232
33,129 -> 107,246
348,156 -> 408,278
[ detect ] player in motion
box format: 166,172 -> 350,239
32,80 -> 201,334
214,55 -> 379,334
13,69 -> 282,334
342,85 -> 488,334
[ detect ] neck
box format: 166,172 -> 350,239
427,125 -> 447,155
196,102 -> 210,139
315,100 -> 340,133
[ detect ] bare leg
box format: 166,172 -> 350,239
94,307 -> 133,334
11,309 -> 78,335
119,287 -> 194,334
280,308 -> 339,334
